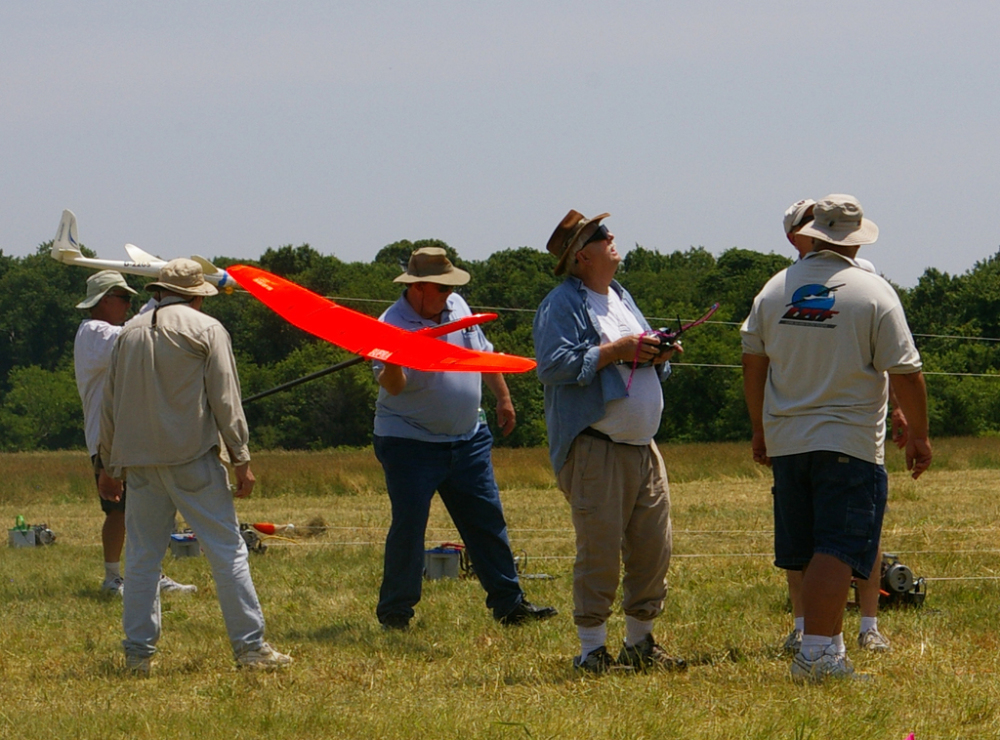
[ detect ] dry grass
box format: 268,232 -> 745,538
0,440 -> 999,739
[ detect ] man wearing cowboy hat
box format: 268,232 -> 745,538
98,258 -> 290,673
74,270 -> 196,598
742,193 -> 931,683
533,211 -> 685,673
372,246 -> 556,630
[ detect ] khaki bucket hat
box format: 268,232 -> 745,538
796,194 -> 879,246
145,258 -> 219,297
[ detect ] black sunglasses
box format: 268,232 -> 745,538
583,224 -> 611,247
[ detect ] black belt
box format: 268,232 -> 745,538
579,426 -> 614,443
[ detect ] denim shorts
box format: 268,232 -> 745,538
771,451 -> 887,579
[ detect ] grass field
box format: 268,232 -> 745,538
2,439 -> 1000,739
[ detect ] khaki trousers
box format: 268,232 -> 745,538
557,435 -> 672,628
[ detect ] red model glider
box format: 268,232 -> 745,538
228,265 -> 537,373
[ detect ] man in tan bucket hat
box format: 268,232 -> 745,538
372,246 -> 556,630
98,258 -> 290,673
742,194 -> 930,683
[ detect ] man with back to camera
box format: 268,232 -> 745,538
73,269 -> 196,597
779,199 -> 906,655
742,194 -> 931,683
98,258 -> 290,673
372,247 -> 557,630
533,210 -> 686,673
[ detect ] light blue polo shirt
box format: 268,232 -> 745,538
372,291 -> 491,442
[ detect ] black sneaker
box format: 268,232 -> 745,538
497,599 -> 558,625
573,646 -> 616,674
380,614 -> 411,631
616,635 -> 687,671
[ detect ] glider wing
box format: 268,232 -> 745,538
228,265 -> 536,374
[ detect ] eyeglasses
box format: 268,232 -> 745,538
583,224 -> 611,247
107,292 -> 132,302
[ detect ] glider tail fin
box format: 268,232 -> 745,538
51,210 -> 82,263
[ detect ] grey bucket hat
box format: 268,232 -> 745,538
76,270 -> 138,309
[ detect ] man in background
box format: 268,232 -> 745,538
74,270 -> 196,597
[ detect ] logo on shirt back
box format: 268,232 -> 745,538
779,283 -> 843,327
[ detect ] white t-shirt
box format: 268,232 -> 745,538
583,287 -> 664,443
74,319 -> 123,456
741,250 -> 921,464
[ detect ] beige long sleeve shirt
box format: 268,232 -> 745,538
98,298 -> 250,476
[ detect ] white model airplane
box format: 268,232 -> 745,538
49,210 -> 239,292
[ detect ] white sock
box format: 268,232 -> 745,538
104,562 -> 121,580
800,634 -> 834,661
860,616 -> 878,634
832,633 -> 846,657
794,617 -> 805,633
624,616 -> 654,647
578,624 -> 607,658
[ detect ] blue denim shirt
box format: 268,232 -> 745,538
532,277 -> 670,473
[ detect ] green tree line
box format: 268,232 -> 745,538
3,239 -> 1000,451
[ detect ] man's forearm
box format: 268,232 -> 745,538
741,353 -> 770,431
889,371 -> 929,438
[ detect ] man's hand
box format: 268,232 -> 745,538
751,429 -> 771,467
98,469 -> 123,502
496,396 -> 516,437
652,338 -> 682,365
890,407 -> 909,449
906,437 -> 932,480
233,463 -> 255,498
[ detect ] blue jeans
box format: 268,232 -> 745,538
771,451 -> 888,579
374,425 -> 524,622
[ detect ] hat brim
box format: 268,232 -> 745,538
796,218 -> 879,246
554,213 -> 610,276
76,283 -> 138,309
144,280 -> 219,297
393,268 -> 470,286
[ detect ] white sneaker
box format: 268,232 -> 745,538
858,628 -> 891,652
125,654 -> 151,675
159,574 -> 198,595
781,629 -> 803,654
101,577 -> 124,596
236,643 -> 293,669
790,645 -> 859,684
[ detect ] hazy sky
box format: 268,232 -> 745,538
3,1 -> 998,287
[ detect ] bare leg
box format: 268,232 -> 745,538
802,553 -> 853,637
787,569 -> 804,619
857,544 -> 882,619
103,510 -> 126,564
